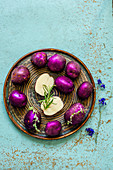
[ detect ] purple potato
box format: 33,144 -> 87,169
24,108 -> 41,132
64,103 -> 86,125
47,54 -> 66,72
31,52 -> 47,68
55,76 -> 74,93
45,120 -> 62,137
11,65 -> 30,84
66,61 -> 81,79
77,81 -> 93,99
9,90 -> 27,107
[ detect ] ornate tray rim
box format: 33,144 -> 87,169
3,48 -> 96,140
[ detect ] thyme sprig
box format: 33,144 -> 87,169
38,85 -> 56,110
67,108 -> 86,125
28,107 -> 40,132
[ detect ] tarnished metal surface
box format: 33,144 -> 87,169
0,0 -> 112,169
3,49 -> 96,140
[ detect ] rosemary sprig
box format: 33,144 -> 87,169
38,84 -> 55,110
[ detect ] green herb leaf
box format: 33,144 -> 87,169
28,106 -> 34,111
38,99 -> 45,103
38,84 -> 55,110
33,123 -> 40,132
43,84 -> 48,93
67,121 -> 70,125
46,98 -> 54,109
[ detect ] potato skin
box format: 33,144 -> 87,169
77,81 -> 93,99
11,65 -> 30,84
24,110 -> 41,132
45,120 -> 62,136
66,61 -> 81,79
64,103 -> 86,125
31,52 -> 47,68
55,76 -> 74,93
9,90 -> 27,107
47,54 -> 66,72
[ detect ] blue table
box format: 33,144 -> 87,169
0,0 -> 113,169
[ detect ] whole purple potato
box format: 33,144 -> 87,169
24,108 -> 41,132
64,103 -> 86,125
31,52 -> 47,68
45,120 -> 62,137
48,54 -> 66,72
9,90 -> 27,107
55,76 -> 74,93
11,65 -> 30,84
77,81 -> 93,99
66,61 -> 81,79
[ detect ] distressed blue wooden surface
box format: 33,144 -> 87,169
0,0 -> 113,169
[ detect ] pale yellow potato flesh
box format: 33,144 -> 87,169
35,73 -> 54,96
41,96 -> 64,116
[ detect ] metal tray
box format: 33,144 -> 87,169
3,48 -> 96,140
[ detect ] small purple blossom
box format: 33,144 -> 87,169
85,128 -> 95,137
97,79 -> 105,89
100,84 -> 105,89
99,98 -> 107,106
97,79 -> 102,85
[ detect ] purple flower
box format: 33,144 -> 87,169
85,128 -> 95,137
99,98 -> 107,106
100,84 -> 105,89
97,79 -> 102,85
97,79 -> 105,89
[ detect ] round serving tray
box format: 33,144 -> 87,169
3,48 -> 96,140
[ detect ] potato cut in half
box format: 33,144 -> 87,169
41,96 -> 63,116
35,73 -> 54,96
